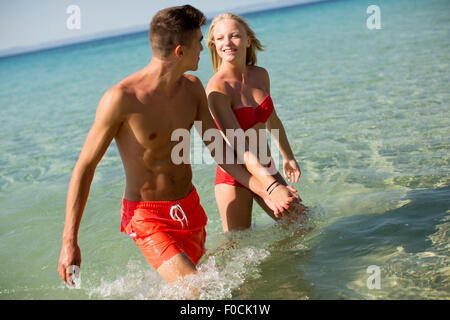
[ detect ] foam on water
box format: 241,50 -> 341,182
85,247 -> 270,300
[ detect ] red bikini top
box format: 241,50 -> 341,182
232,95 -> 274,130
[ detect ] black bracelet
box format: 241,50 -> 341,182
268,182 -> 281,195
266,180 -> 278,192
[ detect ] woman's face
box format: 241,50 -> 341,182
213,19 -> 250,64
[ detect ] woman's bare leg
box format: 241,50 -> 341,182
215,184 -> 254,231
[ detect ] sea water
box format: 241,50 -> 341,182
0,0 -> 449,299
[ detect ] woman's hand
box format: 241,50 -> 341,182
283,159 -> 301,184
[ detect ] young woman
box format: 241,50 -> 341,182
206,13 -> 305,232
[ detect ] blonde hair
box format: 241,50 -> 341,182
207,13 -> 264,73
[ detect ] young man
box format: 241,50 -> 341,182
57,5 -> 298,284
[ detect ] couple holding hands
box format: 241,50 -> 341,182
58,5 -> 305,285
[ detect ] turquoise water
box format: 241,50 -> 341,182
0,0 -> 449,299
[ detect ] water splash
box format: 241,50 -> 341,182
85,246 -> 270,300
84,207 -> 317,300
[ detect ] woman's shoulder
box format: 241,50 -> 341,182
248,65 -> 269,78
206,71 -> 230,95
247,65 -> 270,92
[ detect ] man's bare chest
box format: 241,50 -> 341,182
125,100 -> 197,148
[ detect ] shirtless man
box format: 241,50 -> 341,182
57,5 -> 298,284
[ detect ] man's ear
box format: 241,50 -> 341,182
174,44 -> 183,58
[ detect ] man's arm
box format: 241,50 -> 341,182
58,87 -> 126,285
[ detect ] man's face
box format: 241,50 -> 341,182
183,28 -> 204,71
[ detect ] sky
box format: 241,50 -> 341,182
0,0 -> 318,53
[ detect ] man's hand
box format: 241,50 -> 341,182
263,183 -> 304,218
265,183 -> 296,218
57,241 -> 81,287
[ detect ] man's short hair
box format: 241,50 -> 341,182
149,5 -> 207,58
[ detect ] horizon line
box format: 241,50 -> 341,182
0,0 -> 330,60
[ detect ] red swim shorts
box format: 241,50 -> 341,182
120,186 -> 207,270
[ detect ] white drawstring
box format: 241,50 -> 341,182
170,204 -> 189,229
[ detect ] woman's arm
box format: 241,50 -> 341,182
266,111 -> 301,183
262,68 -> 301,184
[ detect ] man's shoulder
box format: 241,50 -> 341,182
98,84 -> 134,113
181,74 -> 206,99
182,73 -> 204,89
